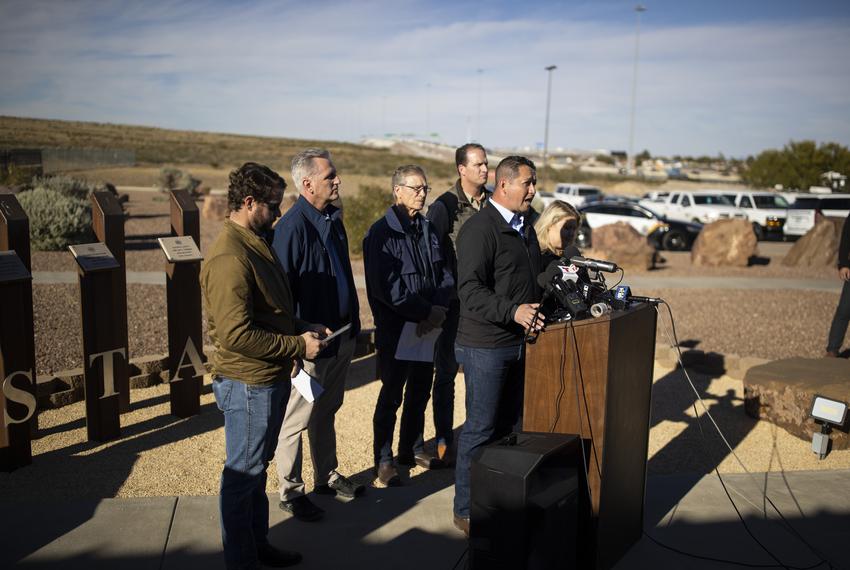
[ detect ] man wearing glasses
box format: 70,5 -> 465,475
272,149 -> 364,523
201,162 -> 327,568
363,165 -> 455,487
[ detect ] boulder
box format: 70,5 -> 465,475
782,217 -> 844,267
202,195 -> 229,220
691,219 -> 756,267
584,222 -> 655,270
743,357 -> 850,449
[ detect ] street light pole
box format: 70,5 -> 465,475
628,4 -> 647,174
542,64 -> 557,192
476,68 -> 483,142
426,82 -> 431,137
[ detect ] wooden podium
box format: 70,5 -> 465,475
523,304 -> 657,569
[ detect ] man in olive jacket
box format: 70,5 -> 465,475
201,162 -> 327,570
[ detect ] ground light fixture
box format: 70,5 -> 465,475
809,394 -> 848,460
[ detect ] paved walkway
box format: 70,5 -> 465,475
3,470 -> 848,569
31,271 -> 844,291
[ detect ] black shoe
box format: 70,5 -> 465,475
314,473 -> 365,499
279,495 -> 324,522
257,543 -> 302,567
398,452 -> 444,470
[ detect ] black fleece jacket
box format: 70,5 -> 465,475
455,204 -> 542,348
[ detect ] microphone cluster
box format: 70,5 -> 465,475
537,246 -> 661,324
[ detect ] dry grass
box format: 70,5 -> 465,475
0,116 -> 458,184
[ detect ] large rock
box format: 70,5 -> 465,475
782,217 -> 845,267
584,222 -> 655,270
202,195 -> 229,220
743,357 -> 850,449
691,219 -> 756,267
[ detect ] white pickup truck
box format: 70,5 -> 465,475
719,191 -> 789,240
638,190 -> 746,225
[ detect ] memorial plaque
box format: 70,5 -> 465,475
0,251 -> 31,283
158,236 -> 203,263
69,242 -> 120,273
165,190 -> 204,417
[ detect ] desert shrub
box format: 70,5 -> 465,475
344,184 -> 393,256
31,175 -> 104,199
159,167 -> 201,194
17,187 -> 94,250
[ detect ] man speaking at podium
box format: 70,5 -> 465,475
451,155 -> 544,535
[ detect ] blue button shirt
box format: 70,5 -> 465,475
489,198 -> 524,234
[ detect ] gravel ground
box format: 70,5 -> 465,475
2,362 -> 846,501
11,190 -> 848,502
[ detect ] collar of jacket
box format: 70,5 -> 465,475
481,201 -> 533,239
224,218 -> 276,263
292,195 -> 341,242
453,179 -> 490,208
384,205 -> 428,234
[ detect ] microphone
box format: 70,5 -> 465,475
614,285 -> 663,305
569,255 -> 619,273
536,259 -> 587,318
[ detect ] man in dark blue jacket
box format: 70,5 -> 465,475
272,149 -> 364,523
363,165 -> 455,487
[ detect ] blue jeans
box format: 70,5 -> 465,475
213,376 -> 289,570
827,279 -> 850,353
453,343 -> 525,518
373,355 -> 433,465
432,306 -> 459,446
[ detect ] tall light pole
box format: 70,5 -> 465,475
542,64 -> 557,192
426,82 -> 431,138
628,4 -> 647,174
476,68 -> 483,142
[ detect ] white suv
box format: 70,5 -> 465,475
720,191 -> 789,240
546,183 -> 603,208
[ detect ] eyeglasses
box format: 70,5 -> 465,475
398,184 -> 430,195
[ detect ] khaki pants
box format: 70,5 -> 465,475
275,335 -> 357,500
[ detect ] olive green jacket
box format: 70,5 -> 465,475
200,219 -> 307,385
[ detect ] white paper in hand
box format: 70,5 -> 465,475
291,368 -> 324,403
394,321 -> 441,362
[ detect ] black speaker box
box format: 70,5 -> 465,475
470,432 -> 590,570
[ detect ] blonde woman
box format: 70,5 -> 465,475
534,200 -> 582,268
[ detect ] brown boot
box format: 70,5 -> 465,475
373,462 -> 401,488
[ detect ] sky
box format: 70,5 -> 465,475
2,0 -> 850,158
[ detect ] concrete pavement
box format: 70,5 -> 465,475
4,470 -> 848,569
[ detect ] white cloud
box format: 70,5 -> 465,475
1,0 -> 849,156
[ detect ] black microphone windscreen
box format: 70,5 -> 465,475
538,262 -> 563,288
561,245 -> 581,263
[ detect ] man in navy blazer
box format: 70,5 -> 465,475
272,149 -> 364,522
363,165 -> 455,487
